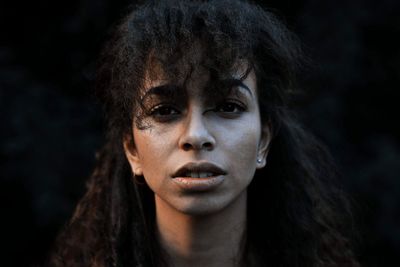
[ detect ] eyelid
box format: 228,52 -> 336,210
148,103 -> 181,115
226,97 -> 247,106
215,99 -> 247,113
224,98 -> 246,107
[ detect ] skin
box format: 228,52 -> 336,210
124,66 -> 271,266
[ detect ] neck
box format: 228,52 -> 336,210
155,191 -> 247,267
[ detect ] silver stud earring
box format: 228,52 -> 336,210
257,158 -> 262,164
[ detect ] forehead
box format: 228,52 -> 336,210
141,39 -> 254,90
141,58 -> 256,99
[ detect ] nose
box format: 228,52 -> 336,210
178,108 -> 215,151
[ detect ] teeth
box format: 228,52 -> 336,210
199,172 -> 208,178
184,172 -> 214,178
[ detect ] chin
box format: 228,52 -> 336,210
171,195 -> 232,216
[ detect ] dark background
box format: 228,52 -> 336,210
1,0 -> 399,266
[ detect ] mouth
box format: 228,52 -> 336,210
172,162 -> 227,179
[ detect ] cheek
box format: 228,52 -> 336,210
220,116 -> 261,156
232,130 -> 259,171
133,127 -> 176,184
135,126 -> 174,160
217,116 -> 261,174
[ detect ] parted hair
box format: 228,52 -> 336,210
49,0 -> 359,266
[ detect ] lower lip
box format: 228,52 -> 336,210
172,175 -> 225,191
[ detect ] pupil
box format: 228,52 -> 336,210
224,104 -> 234,111
160,107 -> 172,115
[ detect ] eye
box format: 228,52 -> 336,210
215,101 -> 246,114
150,105 -> 180,116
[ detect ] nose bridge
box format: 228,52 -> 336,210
179,104 -> 215,151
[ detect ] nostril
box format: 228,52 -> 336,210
181,142 -> 214,151
182,143 -> 192,151
203,142 -> 213,150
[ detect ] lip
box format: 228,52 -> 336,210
172,162 -> 227,178
172,176 -> 225,191
171,162 -> 227,191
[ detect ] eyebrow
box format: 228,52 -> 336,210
224,78 -> 254,99
140,84 -> 182,101
141,79 -> 254,101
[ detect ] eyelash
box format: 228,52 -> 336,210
148,100 -> 246,121
214,99 -> 246,113
149,104 -> 180,117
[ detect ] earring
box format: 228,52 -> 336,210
132,172 -> 145,185
257,158 -> 262,164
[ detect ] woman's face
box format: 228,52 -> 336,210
124,66 -> 271,215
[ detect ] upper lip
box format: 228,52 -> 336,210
172,162 -> 227,178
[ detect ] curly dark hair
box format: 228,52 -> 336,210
48,0 -> 360,266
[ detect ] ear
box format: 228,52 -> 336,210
123,134 -> 143,176
256,123 -> 272,169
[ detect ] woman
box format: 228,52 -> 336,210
49,0 -> 359,266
